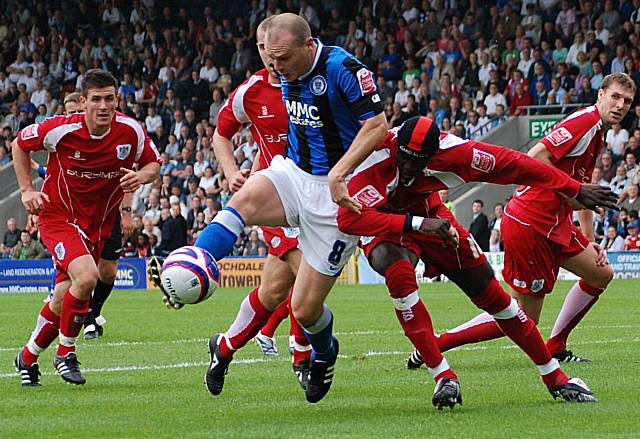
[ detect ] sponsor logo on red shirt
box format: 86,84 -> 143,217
20,124 -> 39,140
471,148 -> 496,173
353,185 -> 384,207
546,127 -> 573,146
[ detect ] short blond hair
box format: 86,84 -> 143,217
600,72 -> 637,94
63,92 -> 81,105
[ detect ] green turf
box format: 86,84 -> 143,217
0,280 -> 639,438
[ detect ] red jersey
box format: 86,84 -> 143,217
17,112 -> 161,242
507,105 -> 605,246
625,235 -> 640,250
338,129 -> 581,236
216,69 -> 288,170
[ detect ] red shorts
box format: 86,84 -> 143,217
360,207 -> 487,278
501,214 -> 589,296
39,218 -> 102,284
261,226 -> 299,259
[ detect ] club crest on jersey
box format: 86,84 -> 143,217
353,185 -> 384,207
116,144 -> 132,160
310,75 -> 327,96
513,279 -> 527,288
270,236 -> 281,248
356,68 -> 376,95
471,148 -> 496,173
54,242 -> 65,261
546,127 -> 573,146
21,124 -> 39,140
531,279 -> 545,293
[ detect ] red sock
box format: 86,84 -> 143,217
546,279 -> 604,355
437,313 -> 504,352
289,295 -> 311,365
261,297 -> 290,338
385,260 -> 457,382
22,303 -> 61,365
57,289 -> 89,357
471,278 -> 557,369
220,288 -> 272,358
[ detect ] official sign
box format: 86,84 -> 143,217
529,116 -> 564,139
0,259 -> 54,293
216,257 -> 265,288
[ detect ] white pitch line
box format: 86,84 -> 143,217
1,324 -> 637,353
0,337 -> 637,379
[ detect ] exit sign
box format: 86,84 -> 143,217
529,117 -> 564,139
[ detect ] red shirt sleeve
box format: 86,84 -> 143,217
16,116 -> 66,153
137,136 -> 162,168
216,86 -> 245,140
540,110 -> 600,160
337,149 -> 408,236
427,141 -> 580,197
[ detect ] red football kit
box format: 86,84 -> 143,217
625,235 -> 640,250
338,129 -> 581,277
216,68 -> 298,258
17,112 -> 161,277
503,105 -> 604,295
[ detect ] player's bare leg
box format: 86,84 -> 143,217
290,258 -> 341,403
53,255 -> 98,384
84,258 -> 118,340
15,280 -> 69,387
368,242 -> 461,409
547,243 -> 613,361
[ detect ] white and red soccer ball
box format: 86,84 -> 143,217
160,246 -> 220,305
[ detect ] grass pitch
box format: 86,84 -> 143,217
1,280 -> 639,438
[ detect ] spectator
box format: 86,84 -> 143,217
601,225 -> 625,251
209,89 -> 226,128
11,230 -> 48,259
1,218 -> 21,258
510,82 -> 533,116
469,199 -> 490,251
621,184 -> 640,212
243,229 -> 268,256
623,220 -> 640,250
610,164 -> 631,196
0,145 -> 11,166
606,123 -> 630,163
155,204 -> 188,256
626,152 -> 640,182
600,152 -> 616,182
489,229 -> 503,252
483,83 -> 507,117
489,203 -> 504,231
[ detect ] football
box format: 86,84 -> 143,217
160,246 -> 220,305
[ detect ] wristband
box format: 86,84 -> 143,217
121,207 -> 132,213
412,216 -> 425,231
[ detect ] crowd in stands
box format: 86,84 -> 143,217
3,0 -> 640,256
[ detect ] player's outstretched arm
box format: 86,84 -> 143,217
12,139 -> 49,214
329,113 -> 388,213
574,184 -> 620,211
213,130 -> 248,192
120,162 -> 161,193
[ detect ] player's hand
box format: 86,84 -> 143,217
592,243 -> 609,267
21,190 -> 49,215
418,218 -> 459,247
229,169 -> 250,192
329,175 -> 362,213
566,197 -> 586,211
120,211 -> 133,239
575,184 -> 620,212
119,168 -> 143,193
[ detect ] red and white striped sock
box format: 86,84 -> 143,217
219,288 -> 272,358
436,312 -> 503,352
57,289 -> 89,358
22,303 -> 61,366
547,280 -> 604,355
289,297 -> 311,365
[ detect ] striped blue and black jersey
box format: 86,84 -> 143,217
280,40 -> 384,175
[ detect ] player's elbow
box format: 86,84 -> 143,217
337,209 -> 359,235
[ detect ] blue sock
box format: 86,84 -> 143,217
303,305 -> 335,361
195,207 -> 245,260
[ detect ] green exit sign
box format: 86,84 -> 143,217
529,117 -> 564,139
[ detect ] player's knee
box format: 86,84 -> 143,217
368,243 -> 415,276
99,261 -> 118,284
73,268 -> 99,297
588,264 -> 613,289
257,281 -> 289,310
290,297 -> 319,327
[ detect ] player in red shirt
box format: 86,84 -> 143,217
624,220 -> 640,250
432,73 -> 636,363
12,69 -> 161,386
338,116 -> 617,406
148,17 -> 312,392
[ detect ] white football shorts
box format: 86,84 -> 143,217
257,155 -> 358,276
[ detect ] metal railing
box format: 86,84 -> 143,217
515,103 -> 591,116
